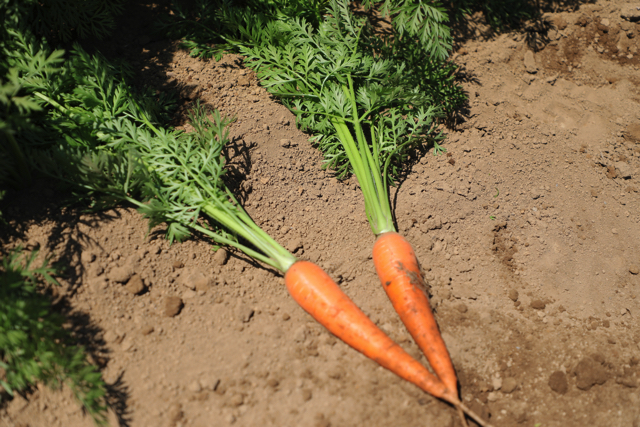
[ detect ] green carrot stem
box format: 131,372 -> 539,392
333,77 -> 394,236
2,130 -> 32,187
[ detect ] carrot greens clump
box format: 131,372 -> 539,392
238,0 -> 442,235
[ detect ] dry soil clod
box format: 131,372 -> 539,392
164,296 -> 184,317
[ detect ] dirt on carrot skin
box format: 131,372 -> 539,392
2,1 -> 640,426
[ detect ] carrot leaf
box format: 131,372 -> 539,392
237,0 -> 444,234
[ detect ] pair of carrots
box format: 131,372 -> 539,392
284,232 -> 491,427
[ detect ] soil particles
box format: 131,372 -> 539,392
2,1 -> 640,427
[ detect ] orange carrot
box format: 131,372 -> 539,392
285,260 -> 453,401
372,232 -> 458,396
286,260 -> 492,427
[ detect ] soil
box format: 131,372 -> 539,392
2,1 -> 640,427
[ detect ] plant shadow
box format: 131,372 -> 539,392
445,0 -> 595,51
0,183 -> 133,426
57,298 -> 133,427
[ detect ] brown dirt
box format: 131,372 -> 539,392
2,1 -> 640,426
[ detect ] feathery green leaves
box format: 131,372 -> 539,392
1,0 -> 125,43
238,0 -> 445,234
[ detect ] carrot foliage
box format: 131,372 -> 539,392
1,26 -> 296,271
235,0 -> 447,234
161,0 -> 463,235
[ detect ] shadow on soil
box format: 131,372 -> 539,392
0,184 -> 133,425
446,0 -> 596,50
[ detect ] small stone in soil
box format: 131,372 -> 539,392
548,371 -> 568,394
524,50 -> 538,74
530,299 -> 546,310
574,357 -> 608,390
88,263 -> 104,277
108,265 -> 134,283
508,289 -> 519,301
280,139 -> 292,148
172,260 -> 184,269
164,296 -> 184,317
167,403 -> 183,423
286,237 -> 303,252
193,274 -> 211,292
282,313 -> 291,321
81,251 -> 96,263
617,376 -> 639,388
302,389 -> 312,401
229,393 -> 244,407
615,161 -> 632,179
181,269 -> 211,291
502,377 -> 518,393
456,303 -> 468,313
201,377 -> 220,391
140,325 -> 154,336
120,337 -> 135,352
630,265 -> 640,275
125,274 -> 145,295
236,305 -> 255,323
213,248 -> 229,266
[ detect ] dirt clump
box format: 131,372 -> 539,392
164,296 -> 184,317
574,357 -> 609,390
548,371 -> 569,394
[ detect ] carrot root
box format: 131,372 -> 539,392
457,406 -> 470,427
455,401 -> 494,427
285,260 -> 453,400
373,231 -> 458,394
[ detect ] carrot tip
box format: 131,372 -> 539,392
457,406 -> 470,427
455,401 -> 494,427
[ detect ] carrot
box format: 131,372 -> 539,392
285,260 -> 452,400
372,232 -> 458,398
286,260 -> 492,427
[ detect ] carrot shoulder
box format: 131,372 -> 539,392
372,231 -> 458,395
285,260 -> 454,401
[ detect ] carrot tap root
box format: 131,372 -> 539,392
373,231 -> 458,394
455,401 -> 494,427
457,406 -> 470,427
284,260 -> 452,400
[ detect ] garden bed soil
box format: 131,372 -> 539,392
2,1 -> 640,426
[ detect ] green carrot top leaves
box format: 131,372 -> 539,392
364,0 -> 452,61
238,0 -> 442,234
2,27 -> 296,273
